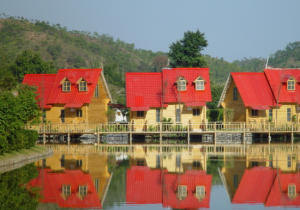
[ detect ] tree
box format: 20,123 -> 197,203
152,55 -> 168,72
168,30 -> 208,68
9,50 -> 56,82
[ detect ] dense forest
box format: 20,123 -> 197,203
0,13 -> 299,107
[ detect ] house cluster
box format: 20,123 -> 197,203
22,67 -> 300,124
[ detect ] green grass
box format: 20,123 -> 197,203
0,146 -> 49,161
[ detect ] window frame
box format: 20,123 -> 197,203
196,79 -> 204,90
94,84 -> 99,97
287,155 -> 292,168
62,185 -> 71,197
287,78 -> 295,90
137,111 -> 144,117
79,185 -> 87,197
287,108 -> 291,121
196,186 -> 205,200
288,185 -> 296,198
233,87 -> 238,101
176,108 -> 181,122
156,109 -> 160,122
193,109 -> 200,116
233,174 -> 238,188
62,80 -> 71,92
178,185 -> 187,200
76,110 -> 83,117
177,78 -> 187,91
79,80 -> 87,91
252,109 -> 258,117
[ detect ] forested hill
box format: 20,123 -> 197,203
233,41 -> 300,71
1,14 -> 299,89
0,15 -> 166,90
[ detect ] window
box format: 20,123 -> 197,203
79,185 -> 87,197
288,185 -> 296,198
79,81 -> 87,91
62,185 -> 71,197
233,87 -> 238,101
76,160 -> 82,167
252,109 -> 258,117
233,174 -> 238,188
269,155 -> 273,167
251,161 -> 259,167
94,84 -> 99,97
193,161 -> 200,167
287,78 -> 295,90
178,185 -> 187,200
42,110 -> 46,122
196,80 -> 204,90
137,111 -> 144,117
61,154 -> 65,167
156,154 -> 161,168
42,158 -> 46,168
287,155 -> 292,168
77,110 -> 82,117
176,154 -> 181,168
287,108 -> 291,121
193,109 -> 200,116
63,80 -> 71,92
177,78 -> 186,91
94,179 -> 99,193
156,109 -> 160,122
176,108 -> 181,122
196,186 -> 205,200
269,109 -> 273,118
137,159 -> 144,166
61,110 -> 65,123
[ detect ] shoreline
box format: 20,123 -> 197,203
0,146 -> 53,173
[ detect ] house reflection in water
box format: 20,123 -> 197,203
28,154 -> 111,209
127,151 -> 212,209
221,152 -> 300,208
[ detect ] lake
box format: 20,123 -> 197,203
1,144 -> 300,210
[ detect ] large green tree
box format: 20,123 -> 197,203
9,50 -> 56,82
168,30 -> 208,68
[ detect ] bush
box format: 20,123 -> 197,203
207,109 -> 223,122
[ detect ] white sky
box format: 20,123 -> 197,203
1,0 -> 300,62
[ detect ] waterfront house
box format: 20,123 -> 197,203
218,68 -> 300,123
22,69 -> 112,123
126,68 -> 212,130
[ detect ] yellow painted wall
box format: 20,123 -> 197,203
130,103 -> 205,130
44,76 -> 109,124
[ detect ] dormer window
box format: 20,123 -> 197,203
287,78 -> 295,90
177,185 -> 187,200
288,185 -> 296,199
193,76 -> 206,91
62,80 -> 71,92
177,77 -> 187,91
195,186 -> 205,200
62,185 -> 71,197
79,81 -> 87,91
79,185 -> 87,197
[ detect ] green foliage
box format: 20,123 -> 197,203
224,108 -> 234,122
0,163 -> 39,210
47,44 -> 62,60
207,82 -> 224,109
207,109 -> 223,122
9,50 -> 56,82
104,63 -> 125,87
207,157 -> 224,185
168,29 -> 208,68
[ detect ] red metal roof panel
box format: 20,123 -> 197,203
185,101 -> 206,107
231,72 -> 277,107
64,103 -> 84,108
232,167 -> 276,204
131,107 -> 150,111
250,105 -> 271,110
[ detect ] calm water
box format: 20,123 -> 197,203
1,145 -> 300,210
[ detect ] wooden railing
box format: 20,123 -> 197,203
25,122 -> 300,134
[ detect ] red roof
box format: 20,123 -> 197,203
22,74 -> 56,109
232,167 -> 276,204
126,68 -> 212,109
231,72 -> 277,108
28,169 -> 102,209
266,172 -> 300,207
22,69 -> 103,108
264,68 -> 300,104
126,166 -> 164,204
162,170 -> 212,209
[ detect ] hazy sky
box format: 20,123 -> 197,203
1,0 -> 300,62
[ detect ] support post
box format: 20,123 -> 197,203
187,122 -> 190,149
160,122 -> 162,145
97,132 -> 100,146
43,134 -> 46,145
268,122 -> 271,153
214,122 -> 217,153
